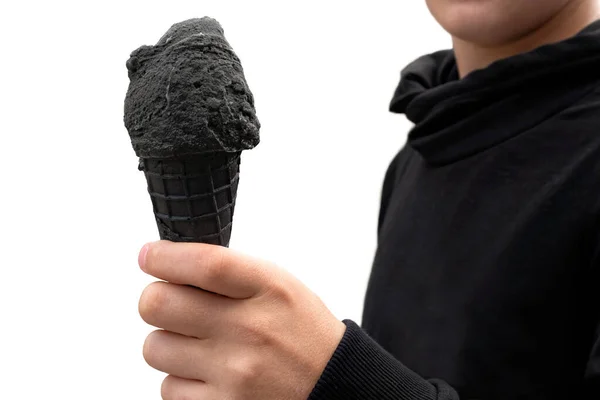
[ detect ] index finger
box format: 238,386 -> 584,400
139,241 -> 273,299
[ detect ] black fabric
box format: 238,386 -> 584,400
389,20 -> 600,166
308,320 -> 458,399
309,19 -> 600,400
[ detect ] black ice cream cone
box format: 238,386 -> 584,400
139,152 -> 240,246
125,18 -> 260,246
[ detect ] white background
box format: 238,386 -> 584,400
1,1 -> 449,398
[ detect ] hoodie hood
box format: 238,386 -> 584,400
390,19 -> 600,166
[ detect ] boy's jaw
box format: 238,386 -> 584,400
425,0 -> 600,77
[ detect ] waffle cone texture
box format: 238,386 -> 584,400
139,152 -> 240,246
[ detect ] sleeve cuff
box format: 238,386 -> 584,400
307,320 -> 443,400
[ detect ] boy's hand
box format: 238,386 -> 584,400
138,241 -> 346,400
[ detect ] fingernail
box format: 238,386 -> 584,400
139,243 -> 150,271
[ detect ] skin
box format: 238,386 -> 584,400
138,241 -> 346,400
425,0 -> 600,77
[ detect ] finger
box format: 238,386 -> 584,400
144,330 -> 209,381
161,375 -> 209,400
139,281 -> 234,339
140,241 -> 274,298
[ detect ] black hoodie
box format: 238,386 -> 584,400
308,20 -> 600,400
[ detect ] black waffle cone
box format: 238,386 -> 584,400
140,152 -> 240,246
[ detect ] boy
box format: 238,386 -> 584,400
137,1 -> 600,398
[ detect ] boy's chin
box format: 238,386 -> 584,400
425,0 -> 570,47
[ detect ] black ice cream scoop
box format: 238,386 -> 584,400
124,17 -> 260,246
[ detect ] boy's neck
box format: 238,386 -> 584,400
453,1 -> 600,78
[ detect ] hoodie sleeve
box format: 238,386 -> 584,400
307,320 -> 460,400
308,320 -> 600,399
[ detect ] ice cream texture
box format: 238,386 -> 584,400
124,17 -> 260,158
